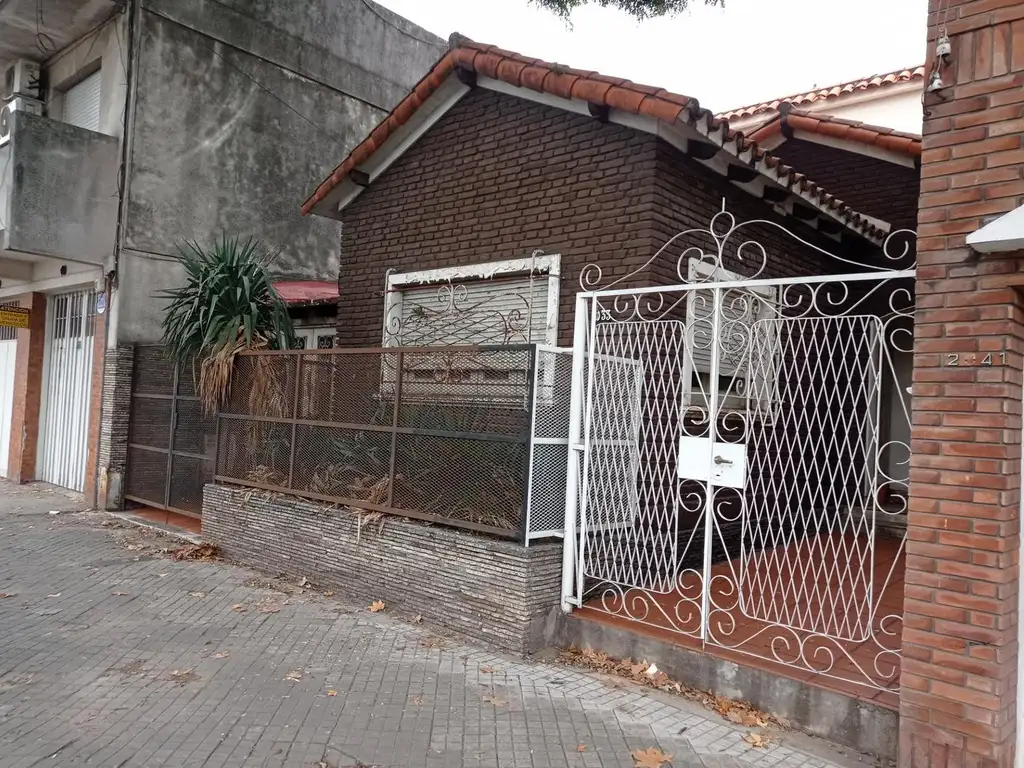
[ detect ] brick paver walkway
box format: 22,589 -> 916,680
0,483 -> 876,768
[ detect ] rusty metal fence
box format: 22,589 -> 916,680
214,345 -> 565,540
125,346 -> 217,517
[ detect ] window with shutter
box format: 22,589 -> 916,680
683,259 -> 779,415
63,70 -> 102,133
381,256 -> 561,405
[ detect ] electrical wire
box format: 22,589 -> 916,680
359,0 -> 445,47
35,0 -> 56,55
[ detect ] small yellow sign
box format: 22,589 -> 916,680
0,306 -> 30,330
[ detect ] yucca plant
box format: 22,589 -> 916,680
158,236 -> 296,413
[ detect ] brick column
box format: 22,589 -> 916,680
7,292 -> 46,482
97,343 -> 134,510
83,299 -> 108,508
902,2 -> 1024,766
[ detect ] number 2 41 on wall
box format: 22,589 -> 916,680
945,353 -> 1006,366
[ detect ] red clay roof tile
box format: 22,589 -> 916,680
717,66 -> 925,121
301,39 -> 885,239
749,108 -> 923,158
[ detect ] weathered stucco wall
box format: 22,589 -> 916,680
118,0 -> 444,342
2,111 -> 119,264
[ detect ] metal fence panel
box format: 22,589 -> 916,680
214,345 -> 540,540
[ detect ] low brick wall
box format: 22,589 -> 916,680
202,484 -> 563,653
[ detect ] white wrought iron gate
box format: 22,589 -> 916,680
38,290 -> 97,492
561,208 -> 916,693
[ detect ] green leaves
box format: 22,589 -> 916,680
158,235 -> 296,366
532,0 -> 722,20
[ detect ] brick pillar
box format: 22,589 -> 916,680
902,2 -> 1024,766
7,292 -> 46,482
97,342 -> 134,510
83,300 -> 108,508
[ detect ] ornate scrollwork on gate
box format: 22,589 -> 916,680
572,206 -> 916,694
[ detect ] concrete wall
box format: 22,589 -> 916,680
2,111 -> 119,264
203,484 -> 563,653
116,0 -> 445,343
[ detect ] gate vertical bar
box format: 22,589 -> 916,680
699,286 -> 724,643
520,345 -> 538,546
165,361 -> 179,508
576,295 -> 600,604
386,350 -> 404,508
287,354 -> 302,490
561,295 -> 590,611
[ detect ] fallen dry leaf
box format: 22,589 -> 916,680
576,744 -> 587,753
482,695 -> 506,707
169,543 -> 219,561
322,591 -> 335,597
631,747 -> 673,768
189,592 -> 206,598
327,690 -> 338,697
299,577 -> 311,588
743,732 -> 773,748
213,652 -> 229,659
231,604 -> 247,612
257,602 -> 281,614
480,666 -> 497,674
0,592 -> 15,598
421,636 -> 446,649
410,614 -> 423,624
726,710 -> 745,725
368,600 -> 385,613
284,669 -> 303,682
410,694 -> 423,706
111,592 -> 128,596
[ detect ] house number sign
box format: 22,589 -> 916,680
945,352 -> 1006,366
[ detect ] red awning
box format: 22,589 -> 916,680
273,281 -> 339,306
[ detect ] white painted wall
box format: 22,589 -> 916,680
822,89 -> 923,135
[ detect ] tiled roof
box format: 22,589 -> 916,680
749,107 -> 922,157
302,39 -> 885,240
717,66 -> 925,122
273,281 -> 339,306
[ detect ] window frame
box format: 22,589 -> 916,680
382,255 -> 561,349
680,258 -> 779,417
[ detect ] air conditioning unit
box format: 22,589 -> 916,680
0,97 -> 44,147
4,60 -> 42,101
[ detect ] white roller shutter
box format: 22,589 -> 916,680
63,70 -> 102,132
396,275 -> 550,346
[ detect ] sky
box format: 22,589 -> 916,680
375,0 -> 929,114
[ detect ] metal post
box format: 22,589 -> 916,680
286,354 -> 302,490
164,360 -> 179,508
560,294 -> 589,613
521,345 -> 539,547
386,350 -> 403,508
699,287 -> 724,643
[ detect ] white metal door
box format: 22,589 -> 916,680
0,336 -> 17,478
38,290 -> 96,491
562,206 -> 916,694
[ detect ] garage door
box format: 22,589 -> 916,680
38,290 -> 96,491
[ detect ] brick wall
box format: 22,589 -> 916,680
98,343 -> 135,510
202,484 -> 563,653
903,2 -> 1024,765
769,139 -> 921,231
339,87 -> 865,347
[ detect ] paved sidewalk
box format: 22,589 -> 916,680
0,483 -> 875,768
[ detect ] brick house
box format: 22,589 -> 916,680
277,37 -> 928,757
